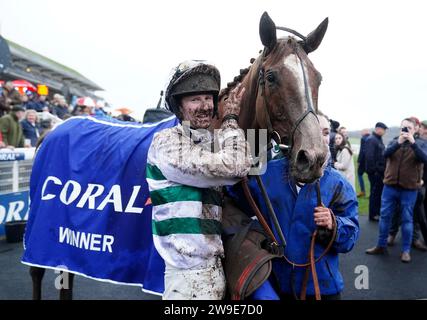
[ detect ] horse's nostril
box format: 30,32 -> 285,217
296,150 -> 311,172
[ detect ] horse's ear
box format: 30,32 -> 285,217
259,12 -> 277,54
303,17 -> 328,54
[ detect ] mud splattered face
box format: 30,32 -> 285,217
180,94 -> 214,129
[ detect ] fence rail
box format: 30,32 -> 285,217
0,148 -> 35,194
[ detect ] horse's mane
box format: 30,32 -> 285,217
218,57 -> 257,100
219,37 -> 302,100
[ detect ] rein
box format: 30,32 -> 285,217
241,177 -> 337,300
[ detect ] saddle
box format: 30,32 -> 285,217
221,197 -> 281,300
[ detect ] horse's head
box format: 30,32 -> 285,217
217,12 -> 329,183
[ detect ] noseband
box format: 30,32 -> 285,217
256,42 -> 319,153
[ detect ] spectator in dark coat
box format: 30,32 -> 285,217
364,122 -> 388,221
356,129 -> 370,197
0,105 -> 27,147
0,81 -> 22,116
23,91 -> 36,110
26,94 -> 47,112
51,95 -> 70,119
20,109 -> 41,147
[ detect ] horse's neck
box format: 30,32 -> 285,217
238,59 -> 262,131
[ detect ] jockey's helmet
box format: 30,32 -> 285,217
165,60 -> 221,119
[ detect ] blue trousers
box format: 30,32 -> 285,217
368,172 -> 384,219
378,185 -> 418,253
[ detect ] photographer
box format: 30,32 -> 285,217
366,118 -> 427,262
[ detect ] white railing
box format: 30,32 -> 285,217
0,148 -> 35,194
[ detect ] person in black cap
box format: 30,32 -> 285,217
0,104 -> 27,148
364,122 -> 388,221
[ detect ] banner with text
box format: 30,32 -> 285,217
22,115 -> 178,294
0,191 -> 29,237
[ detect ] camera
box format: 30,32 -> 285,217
402,127 -> 409,132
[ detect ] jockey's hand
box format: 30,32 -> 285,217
222,83 -> 245,118
314,206 -> 333,230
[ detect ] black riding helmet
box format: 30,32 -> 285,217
165,60 -> 221,120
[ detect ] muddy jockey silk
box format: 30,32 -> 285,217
21,115 -> 178,294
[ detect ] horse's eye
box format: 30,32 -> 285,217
266,72 -> 275,83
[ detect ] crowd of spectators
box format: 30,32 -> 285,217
328,115 -> 427,263
0,80 -> 129,149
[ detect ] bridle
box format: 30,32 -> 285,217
256,32 -> 319,154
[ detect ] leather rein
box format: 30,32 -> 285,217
241,177 -> 337,300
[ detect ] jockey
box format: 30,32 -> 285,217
146,60 -> 252,300
228,112 -> 359,300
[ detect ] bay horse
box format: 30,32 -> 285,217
28,12 -> 329,300
216,12 -> 330,299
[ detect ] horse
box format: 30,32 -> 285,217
26,12 -> 329,300
215,12 -> 330,299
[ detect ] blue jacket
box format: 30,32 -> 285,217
364,132 -> 385,175
20,119 -> 41,147
229,157 -> 359,297
26,100 -> 46,112
51,105 -> 70,120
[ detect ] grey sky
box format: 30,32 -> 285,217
0,0 -> 426,129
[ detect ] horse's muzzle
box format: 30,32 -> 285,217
292,149 -> 326,183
